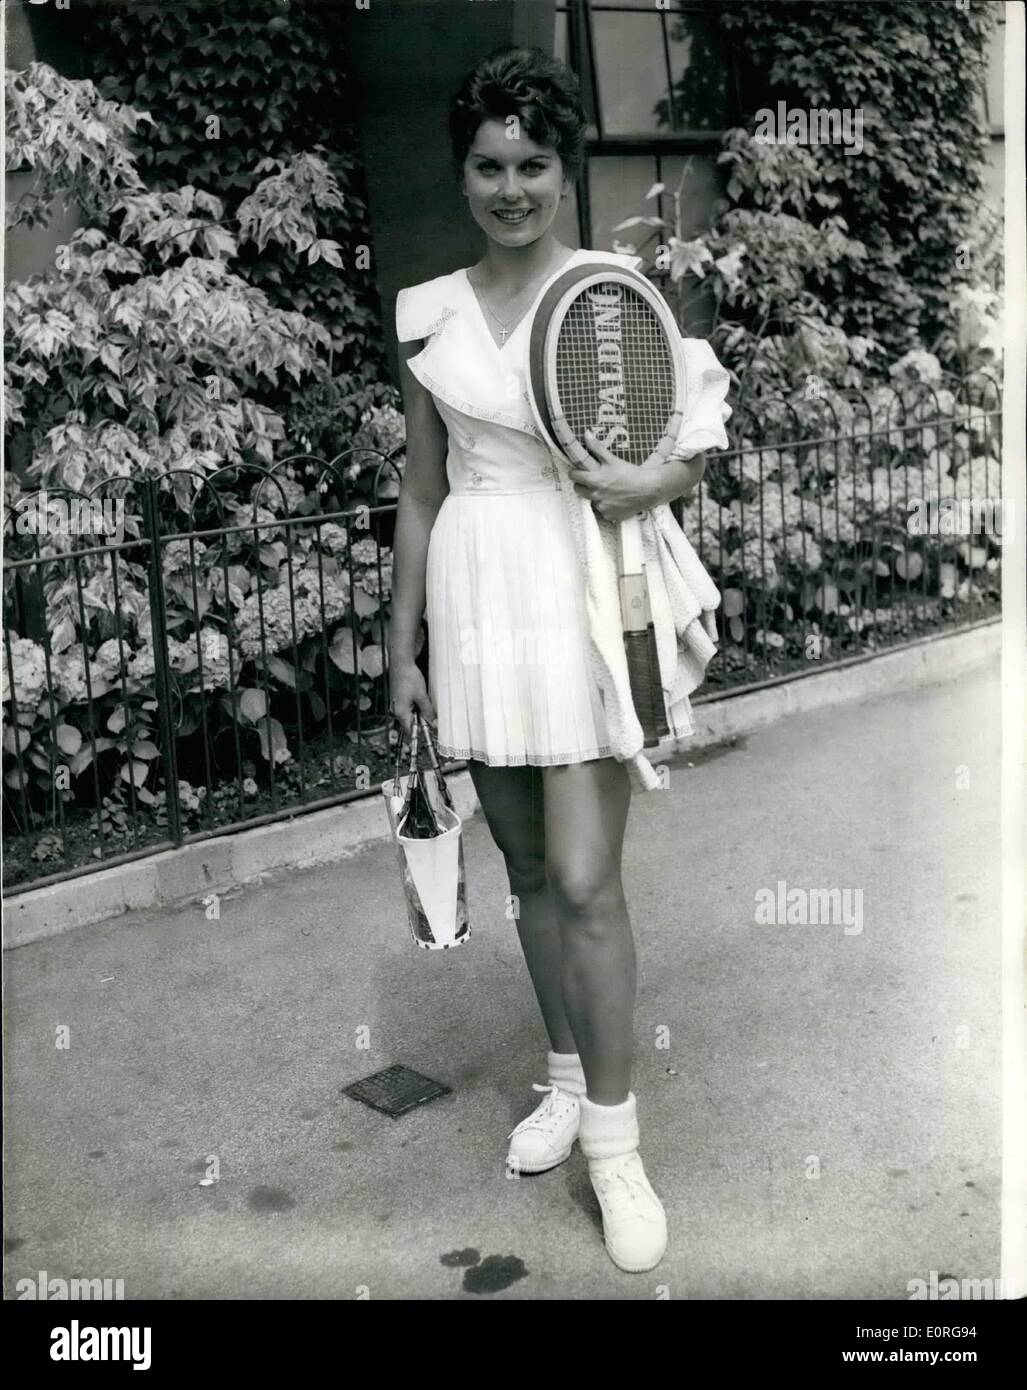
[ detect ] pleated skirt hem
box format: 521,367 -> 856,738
433,741 -> 614,768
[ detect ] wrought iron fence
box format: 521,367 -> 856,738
688,369 -> 1003,693
2,371 -> 1002,892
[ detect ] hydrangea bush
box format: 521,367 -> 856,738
680,354 -> 1002,677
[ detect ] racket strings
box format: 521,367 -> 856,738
555,291 -> 676,465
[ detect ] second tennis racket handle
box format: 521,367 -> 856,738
647,629 -> 670,739
623,629 -> 662,747
618,572 -> 652,634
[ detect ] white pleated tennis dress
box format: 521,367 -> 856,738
397,248 -> 650,768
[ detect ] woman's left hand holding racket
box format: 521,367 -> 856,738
567,429 -> 673,522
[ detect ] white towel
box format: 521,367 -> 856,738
553,337 -> 732,793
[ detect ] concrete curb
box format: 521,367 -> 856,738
686,620 -> 1000,750
3,622 -> 999,950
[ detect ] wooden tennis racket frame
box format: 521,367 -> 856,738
536,267 -> 686,747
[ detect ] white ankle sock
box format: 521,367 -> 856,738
547,1049 -> 587,1097
578,1091 -> 640,1158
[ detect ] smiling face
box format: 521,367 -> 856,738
461,118 -> 570,247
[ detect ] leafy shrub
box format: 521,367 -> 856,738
73,0 -> 393,455
3,61 -> 403,830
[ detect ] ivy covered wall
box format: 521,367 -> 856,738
711,0 -> 1000,363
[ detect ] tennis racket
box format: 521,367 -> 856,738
526,261 -> 685,747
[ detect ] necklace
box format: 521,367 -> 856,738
475,280 -> 538,344
479,296 -> 518,343
470,251 -> 575,345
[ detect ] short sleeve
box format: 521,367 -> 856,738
395,276 -> 458,343
674,338 -> 733,454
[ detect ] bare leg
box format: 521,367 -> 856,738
542,757 -> 635,1105
467,760 -> 577,1055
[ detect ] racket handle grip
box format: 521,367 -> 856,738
618,573 -> 651,633
624,626 -> 669,748
646,626 -> 670,741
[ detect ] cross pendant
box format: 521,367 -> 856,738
500,327 -> 508,344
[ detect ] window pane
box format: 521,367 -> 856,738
592,12 -> 669,136
664,11 -> 736,130
651,153 -> 723,239
554,9 -> 568,65
587,154 -> 661,254
586,152 -> 723,256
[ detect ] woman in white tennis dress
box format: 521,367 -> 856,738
398,243 -> 637,769
388,45 -> 729,1275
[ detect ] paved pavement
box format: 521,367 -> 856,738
3,654 -> 1002,1300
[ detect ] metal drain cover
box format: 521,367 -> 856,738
343,1064 -> 451,1117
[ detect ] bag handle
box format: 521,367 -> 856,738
418,713 -> 455,813
390,711 -> 452,812
390,715 -> 406,798
390,713 -> 420,808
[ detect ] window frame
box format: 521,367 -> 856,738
558,0 -> 739,248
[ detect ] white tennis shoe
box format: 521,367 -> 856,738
506,1082 -> 581,1174
578,1091 -> 668,1272
584,1149 -> 668,1272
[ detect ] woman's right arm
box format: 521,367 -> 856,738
387,339 -> 450,731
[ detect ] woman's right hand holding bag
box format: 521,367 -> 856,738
389,657 -> 437,738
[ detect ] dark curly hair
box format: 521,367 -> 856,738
449,46 -> 588,182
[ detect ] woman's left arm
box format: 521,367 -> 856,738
655,451 -> 707,506
570,329 -> 729,518
570,432 -> 707,520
